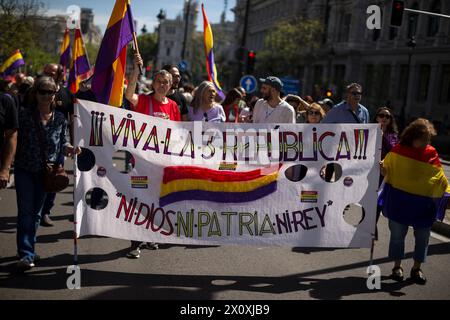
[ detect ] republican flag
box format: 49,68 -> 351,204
159,165 -> 281,207
201,4 -> 225,100
91,0 -> 135,107
68,28 -> 90,94
379,144 -> 450,228
59,28 -> 71,67
0,49 -> 25,77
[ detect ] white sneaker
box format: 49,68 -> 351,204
126,247 -> 141,259
17,258 -> 35,270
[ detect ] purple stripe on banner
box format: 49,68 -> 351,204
92,9 -> 133,104
60,49 -> 71,67
75,55 -> 90,75
159,181 -> 277,207
2,59 -> 25,76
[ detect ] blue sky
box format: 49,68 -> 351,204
42,0 -> 236,34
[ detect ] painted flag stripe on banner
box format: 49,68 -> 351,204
0,50 -> 25,76
159,165 -> 281,206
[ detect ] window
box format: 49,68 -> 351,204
407,2 -> 419,38
166,47 -> 171,56
398,65 -> 409,100
377,65 -> 391,98
417,65 -> 431,102
440,65 -> 450,104
365,65 -> 374,98
389,27 -> 398,40
338,14 -> 351,42
427,0 -> 441,37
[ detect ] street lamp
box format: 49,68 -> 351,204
400,36 -> 416,129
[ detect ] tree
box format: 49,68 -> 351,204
258,18 -> 325,76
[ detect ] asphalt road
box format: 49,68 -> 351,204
0,160 -> 449,300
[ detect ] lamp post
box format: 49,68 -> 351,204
400,36 -> 416,130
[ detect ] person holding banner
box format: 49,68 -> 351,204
187,81 -> 226,122
380,119 -> 450,284
14,76 -> 81,271
125,54 -> 180,121
124,54 -> 180,258
252,76 -> 295,124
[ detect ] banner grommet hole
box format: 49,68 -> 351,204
284,164 -> 308,182
343,203 -> 365,227
112,150 -> 135,174
320,163 -> 343,183
85,188 -> 109,210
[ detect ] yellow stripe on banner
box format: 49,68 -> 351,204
0,51 -> 23,73
107,0 -> 130,29
384,152 -> 450,198
160,172 -> 279,197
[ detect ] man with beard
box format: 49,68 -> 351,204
162,65 -> 188,121
252,76 -> 295,124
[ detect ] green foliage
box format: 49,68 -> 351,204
23,46 -> 58,74
126,32 -> 158,67
258,18 -> 325,76
85,42 -> 100,66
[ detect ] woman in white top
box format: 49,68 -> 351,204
188,81 -> 226,122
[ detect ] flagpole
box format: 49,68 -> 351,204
132,32 -> 143,76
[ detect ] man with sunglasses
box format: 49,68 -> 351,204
322,83 -> 369,124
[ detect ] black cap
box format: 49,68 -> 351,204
259,76 -> 283,91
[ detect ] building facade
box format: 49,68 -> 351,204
155,0 -> 198,70
234,0 -> 450,123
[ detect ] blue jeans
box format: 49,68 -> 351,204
42,154 -> 65,216
15,167 -> 46,261
388,219 -> 431,263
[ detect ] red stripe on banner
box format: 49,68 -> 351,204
162,165 -> 280,184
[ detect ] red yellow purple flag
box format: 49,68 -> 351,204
91,0 -> 135,107
201,3 -> 225,100
68,28 -> 90,94
0,50 -> 25,77
59,28 -> 71,68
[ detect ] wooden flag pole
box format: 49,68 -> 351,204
132,32 -> 143,75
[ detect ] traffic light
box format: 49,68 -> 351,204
390,0 -> 405,27
325,89 -> 333,98
246,50 -> 256,74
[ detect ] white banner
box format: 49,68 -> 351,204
74,100 -> 382,248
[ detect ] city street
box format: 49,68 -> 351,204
0,160 -> 449,300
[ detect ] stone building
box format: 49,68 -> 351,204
233,0 -> 450,122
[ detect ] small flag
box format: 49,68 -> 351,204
0,50 -> 25,77
201,4 -> 225,100
59,28 -> 71,68
91,0 -> 135,107
68,28 -> 90,94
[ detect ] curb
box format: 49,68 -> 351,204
432,221 -> 450,239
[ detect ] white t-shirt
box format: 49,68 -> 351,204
252,99 -> 296,123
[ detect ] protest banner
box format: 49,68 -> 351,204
75,100 -> 382,248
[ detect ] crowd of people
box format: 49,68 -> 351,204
0,54 -> 449,286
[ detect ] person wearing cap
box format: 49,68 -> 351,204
252,76 -> 295,124
322,83 -> 369,123
318,98 -> 334,114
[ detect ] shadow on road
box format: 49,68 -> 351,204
0,242 -> 448,299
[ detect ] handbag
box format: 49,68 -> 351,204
35,111 -> 70,193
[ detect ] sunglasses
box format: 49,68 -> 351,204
377,113 -> 391,119
203,112 -> 208,122
38,89 -> 56,96
308,111 -> 321,116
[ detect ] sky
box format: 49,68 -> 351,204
42,0 -> 236,35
